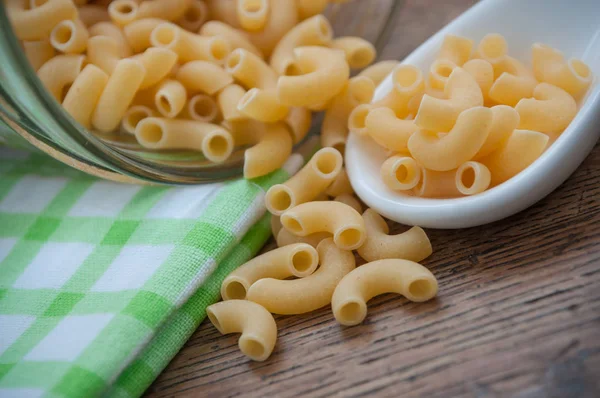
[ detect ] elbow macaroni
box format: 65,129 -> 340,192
236,0 -> 269,32
380,155 -> 421,191
23,40 -> 56,71
244,122 -> 293,179
330,36 -> 376,69
176,61 -> 234,95
63,64 -> 109,129
37,55 -> 87,102
358,60 -> 399,86
123,18 -> 164,53
365,107 -> 418,152
325,167 -> 353,197
217,84 -> 247,121
135,47 -> 178,90
200,20 -> 263,57
50,19 -> 89,54
237,88 -> 289,122
455,161 -> 491,195
6,0 -> 77,41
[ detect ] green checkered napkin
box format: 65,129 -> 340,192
0,146 -> 307,398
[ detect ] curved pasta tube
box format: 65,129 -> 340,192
221,243 -> 318,300
23,40 -> 55,71
281,201 -> 366,251
284,106 -> 311,144
375,64 -> 425,118
245,0 -> 299,57
108,0 -> 138,27
266,148 -> 343,215
237,0 -> 269,32
482,129 -> 549,185
428,59 -> 457,90
238,89 -> 289,122
136,48 -> 178,90
176,61 -> 234,95
414,168 -> 461,198
87,36 -> 121,75
123,18 -> 164,53
222,119 -> 264,146
177,0 -> 209,32
151,22 -> 230,64
217,84 -> 247,121
154,79 -> 187,118
409,107 -> 493,171
270,15 -> 333,75
473,105 -> 520,159
474,33 -> 514,79
206,300 -> 277,362
37,55 -> 86,102
296,0 -> 328,20
357,209 -> 432,262
437,34 -> 473,66
200,21 -> 263,57
331,37 -> 376,69
415,67 -> 484,133
181,94 -> 220,122
276,229 -> 330,248
277,46 -> 350,107
358,60 -> 399,86
515,83 -> 577,135
246,238 -> 356,315
79,5 -> 111,27
50,19 -> 89,54
89,22 -> 131,57
347,103 -> 374,136
365,107 -> 418,152
122,105 -> 156,135
331,259 -> 438,326
325,167 -> 353,197
455,161 -> 491,195
462,59 -> 494,101
380,155 -> 421,191
6,0 -> 77,41
138,0 -> 192,21
205,0 -> 240,27
225,49 -> 279,89
489,71 -> 537,107
244,122 -> 293,179
92,59 -> 146,133
532,43 -> 592,99
62,65 -> 109,129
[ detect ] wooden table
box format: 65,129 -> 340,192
147,1 -> 600,396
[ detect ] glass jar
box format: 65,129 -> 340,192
0,1 -> 400,184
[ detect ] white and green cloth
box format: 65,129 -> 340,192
0,145 -> 307,398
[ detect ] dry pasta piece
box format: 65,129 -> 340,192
79,5 -> 111,27
428,59 -> 457,90
331,37 -> 376,69
137,0 -> 193,21
270,15 -> 333,75
246,238 -> 355,315
474,33 -> 512,79
414,168 -> 461,198
375,64 -> 425,118
136,118 -> 234,162
92,59 -> 146,133
151,22 -> 230,64
414,67 -> 483,133
62,65 -> 109,129
153,79 -> 187,118
244,122 -> 293,179
365,107 -> 418,152
409,107 -> 493,171
462,58 -> 494,102
181,94 -> 220,122
284,106 -> 311,144
325,167 -> 353,197
200,21 -> 263,57
108,0 -> 139,27
473,105 -> 520,159
222,119 -> 264,146
37,55 -> 86,102
515,83 -> 577,136
380,155 -> 421,191
347,103 -> 374,136
357,209 -> 432,262
238,89 -> 289,122
122,105 -> 156,135
245,0 -> 299,58
331,259 -> 438,326
266,148 -> 343,215
276,229 -> 330,248
489,69 -> 537,107
87,36 -> 121,75
205,0 -> 239,28
134,48 -> 178,90
50,19 -> 89,54
531,43 -> 592,99
6,0 -> 77,41
334,194 -> 362,214
482,129 -> 549,185
225,49 -> 278,89
206,300 -> 277,362
23,40 -> 55,71
217,84 -> 247,121
277,46 -> 350,107
237,0 -> 269,32
176,61 -> 234,95
271,215 -> 282,237
123,18 -> 164,53
296,0 -> 328,20
438,34 -> 473,66
455,161 -> 491,195
89,22 -> 132,57
281,201 -> 366,251
358,60 -> 399,86
177,0 -> 209,32
221,243 -> 318,300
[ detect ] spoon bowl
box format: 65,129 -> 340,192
346,0 -> 600,228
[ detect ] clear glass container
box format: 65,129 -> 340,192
0,0 -> 400,184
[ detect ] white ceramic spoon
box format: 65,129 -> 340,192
346,0 -> 600,229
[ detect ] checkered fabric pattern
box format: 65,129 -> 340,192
0,147 -> 306,398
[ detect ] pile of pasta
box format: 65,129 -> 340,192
7,0 -> 390,178
348,34 -> 593,197
206,147 -> 439,361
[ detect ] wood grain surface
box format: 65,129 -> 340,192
147,1 -> 600,396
